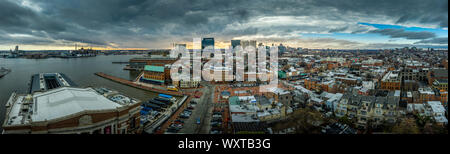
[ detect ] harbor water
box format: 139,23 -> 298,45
0,55 -> 159,130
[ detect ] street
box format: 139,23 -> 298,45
178,82 -> 216,134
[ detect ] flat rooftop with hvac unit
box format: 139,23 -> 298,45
2,73 -> 142,134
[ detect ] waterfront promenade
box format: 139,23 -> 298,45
95,72 -> 183,96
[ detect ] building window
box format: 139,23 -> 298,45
130,117 -> 136,129
104,126 -> 112,134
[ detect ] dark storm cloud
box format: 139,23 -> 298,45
0,0 -> 35,28
369,29 -> 436,40
0,0 -> 447,48
0,32 -> 55,45
311,0 -> 448,28
414,37 -> 448,44
328,27 -> 349,33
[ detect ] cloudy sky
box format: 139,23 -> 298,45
0,0 -> 448,50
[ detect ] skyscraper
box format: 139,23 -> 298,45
241,40 -> 257,49
201,38 -> 215,50
278,43 -> 286,55
249,40 -> 257,48
14,45 -> 19,52
231,40 -> 241,49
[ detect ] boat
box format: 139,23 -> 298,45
0,67 -> 11,78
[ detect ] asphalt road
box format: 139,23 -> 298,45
178,82 -> 215,134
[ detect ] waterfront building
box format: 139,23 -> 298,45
128,57 -> 177,71
2,87 -> 141,134
141,65 -> 166,85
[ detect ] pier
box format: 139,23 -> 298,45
95,72 -> 196,134
94,72 -> 183,96
112,61 -> 129,64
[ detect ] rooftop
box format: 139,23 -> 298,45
382,71 -> 400,82
231,114 -> 259,122
427,101 -> 445,113
144,65 -> 165,73
4,87 -> 139,126
431,69 -> 448,78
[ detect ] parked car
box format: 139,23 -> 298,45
212,115 -> 222,118
196,118 -> 201,124
212,117 -> 222,122
171,123 -> 183,129
183,112 -> 192,116
210,121 -> 220,125
175,119 -> 184,123
174,121 -> 184,125
211,123 -> 221,127
179,114 -> 189,119
210,130 -> 221,134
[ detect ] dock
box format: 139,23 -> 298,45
112,61 -> 129,64
0,67 -> 11,78
95,72 -> 195,134
94,72 -> 183,96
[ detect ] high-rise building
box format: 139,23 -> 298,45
231,40 -> 241,48
201,38 -> 215,50
174,43 -> 187,48
14,45 -> 19,53
249,40 -> 257,48
278,43 -> 286,54
241,40 -> 257,49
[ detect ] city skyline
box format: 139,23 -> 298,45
0,0 -> 448,50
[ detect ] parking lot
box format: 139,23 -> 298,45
165,101 -> 196,133
166,82 -> 245,134
168,82 -> 215,134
